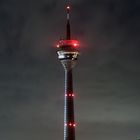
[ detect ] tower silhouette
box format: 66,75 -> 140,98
57,5 -> 79,140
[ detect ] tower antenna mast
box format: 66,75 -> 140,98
66,5 -> 71,39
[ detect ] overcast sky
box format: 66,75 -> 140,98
0,0 -> 140,140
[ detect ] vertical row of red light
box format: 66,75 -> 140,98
65,93 -> 76,127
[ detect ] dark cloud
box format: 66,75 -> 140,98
0,0 -> 140,139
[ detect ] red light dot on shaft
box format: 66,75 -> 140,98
69,123 -> 72,126
73,124 -> 76,127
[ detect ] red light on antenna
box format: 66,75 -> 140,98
67,6 -> 70,10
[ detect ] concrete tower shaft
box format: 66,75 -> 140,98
57,49 -> 79,140
63,60 -> 76,140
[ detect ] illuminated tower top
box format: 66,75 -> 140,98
57,5 -> 79,62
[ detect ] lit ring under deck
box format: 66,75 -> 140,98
57,51 -> 79,60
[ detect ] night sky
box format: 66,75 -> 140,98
0,0 -> 140,140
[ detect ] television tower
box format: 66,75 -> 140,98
56,4 -> 79,140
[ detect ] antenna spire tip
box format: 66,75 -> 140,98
66,5 -> 70,10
